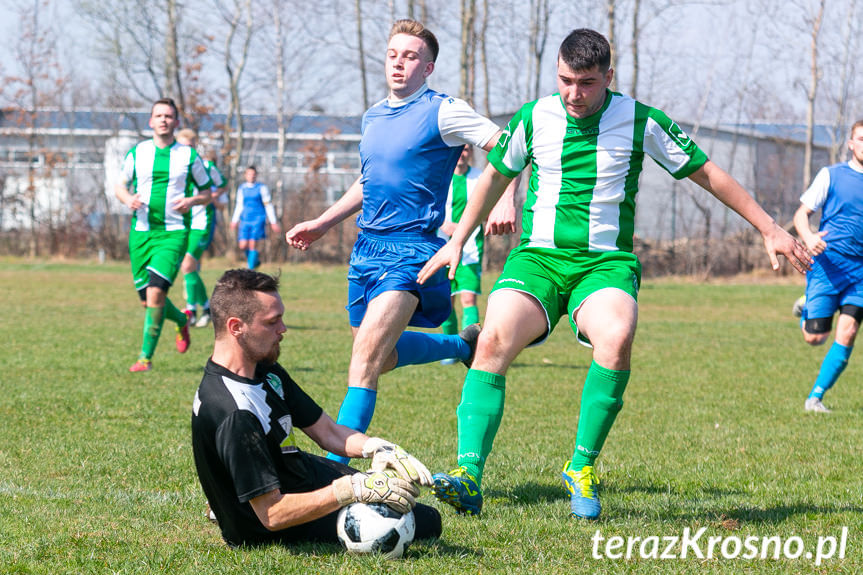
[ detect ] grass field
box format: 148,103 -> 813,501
1,258 -> 861,574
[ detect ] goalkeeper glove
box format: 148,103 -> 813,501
331,470 -> 419,515
362,437 -> 433,486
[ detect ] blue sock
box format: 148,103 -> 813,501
809,342 -> 852,399
327,386 -> 377,463
247,249 -> 259,269
394,331 -> 469,368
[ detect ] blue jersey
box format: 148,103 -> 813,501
801,163 -> 863,260
357,85 -> 499,235
232,182 -> 276,225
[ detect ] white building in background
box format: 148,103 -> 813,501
0,107 -> 363,231
0,106 -> 839,242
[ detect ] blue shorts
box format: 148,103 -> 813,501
804,252 -> 863,319
347,231 -> 451,328
238,218 -> 267,241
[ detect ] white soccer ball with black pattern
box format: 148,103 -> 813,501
336,502 -> 416,559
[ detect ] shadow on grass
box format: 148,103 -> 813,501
506,481 -> 569,505
719,503 -> 863,524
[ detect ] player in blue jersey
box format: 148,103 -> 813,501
285,19 -> 516,463
794,120 -> 863,413
231,166 -> 281,269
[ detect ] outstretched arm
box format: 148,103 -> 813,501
285,176 -> 363,250
688,161 -> 811,274
418,163 -> 513,284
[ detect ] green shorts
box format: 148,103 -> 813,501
490,247 -> 641,346
129,229 -> 188,291
186,227 -> 215,261
450,263 -> 482,295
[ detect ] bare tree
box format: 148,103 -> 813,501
355,0 -> 369,110
459,0 -> 476,104
478,0 -> 491,116
827,0 -> 858,164
606,0 -> 617,91
526,0 -> 551,101
801,0 -> 825,190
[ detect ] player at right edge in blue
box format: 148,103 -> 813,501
794,120 -> 863,413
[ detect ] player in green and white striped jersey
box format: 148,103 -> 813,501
420,29 -> 811,520
438,146 -> 485,364
177,129 -> 228,328
115,98 -> 212,373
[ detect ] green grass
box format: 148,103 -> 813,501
1,258 -> 861,574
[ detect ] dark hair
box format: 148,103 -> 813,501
211,269 -> 280,337
389,19 -> 439,62
246,165 -> 257,172
151,97 -> 179,118
558,29 -> 611,73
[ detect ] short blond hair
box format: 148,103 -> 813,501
851,120 -> 863,138
177,128 -> 197,145
389,19 -> 439,62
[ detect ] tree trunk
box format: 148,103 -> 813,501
802,0 -> 825,190
607,0 -> 617,91
355,0 -> 369,110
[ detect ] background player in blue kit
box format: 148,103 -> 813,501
794,120 -> 863,413
231,166 -> 281,269
285,19 -> 516,463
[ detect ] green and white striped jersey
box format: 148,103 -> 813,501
121,140 -> 212,232
488,91 -> 708,253
441,166 -> 484,265
189,160 -> 227,231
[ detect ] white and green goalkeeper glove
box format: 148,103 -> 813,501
331,470 -> 419,515
362,437 -> 433,486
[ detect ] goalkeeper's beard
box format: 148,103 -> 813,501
238,335 -> 281,365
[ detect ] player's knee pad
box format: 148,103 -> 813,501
804,316 -> 833,335
839,304 -> 863,324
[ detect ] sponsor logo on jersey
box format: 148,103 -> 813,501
498,128 -> 511,149
667,121 -> 692,148
279,415 -> 299,454
566,126 -> 600,136
266,373 -> 284,399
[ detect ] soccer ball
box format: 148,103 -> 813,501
336,502 -> 416,559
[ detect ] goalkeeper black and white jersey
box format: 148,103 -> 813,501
191,358 -> 324,546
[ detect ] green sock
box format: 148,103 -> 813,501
441,309 -> 459,335
571,361 -> 630,469
184,272 -> 205,307
462,305 -> 479,328
456,369 -> 506,487
164,297 -> 187,326
193,275 -> 209,308
140,306 -> 165,359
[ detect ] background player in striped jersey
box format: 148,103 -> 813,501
115,98 -> 213,372
419,29 -> 811,520
176,129 -> 228,328
285,19 -> 516,464
793,120 -> 863,413
231,166 -> 281,270
438,146 -> 486,365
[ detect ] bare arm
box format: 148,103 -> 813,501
249,485 -> 342,532
418,163 -> 514,284
114,183 -> 142,210
688,160 -> 811,273
301,412 -> 368,458
792,203 -> 827,256
485,174 -> 519,236
285,176 -> 363,250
